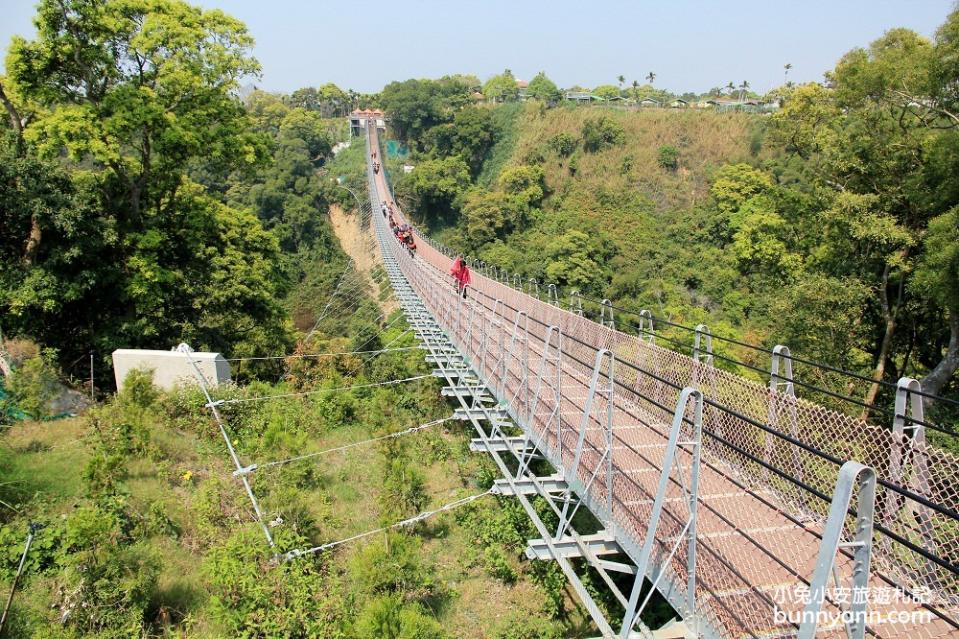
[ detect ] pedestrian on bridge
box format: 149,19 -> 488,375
450,256 -> 471,298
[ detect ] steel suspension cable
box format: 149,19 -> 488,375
217,374 -> 432,406
281,489 -> 493,561
225,346 -> 419,363
244,417 -> 453,474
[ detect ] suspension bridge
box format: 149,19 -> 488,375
361,120 -> 958,639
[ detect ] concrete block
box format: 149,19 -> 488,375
112,349 -> 230,391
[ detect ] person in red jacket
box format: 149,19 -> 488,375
450,256 -> 471,298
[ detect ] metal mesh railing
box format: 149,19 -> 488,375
366,126 -> 959,638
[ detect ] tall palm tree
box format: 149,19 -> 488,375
618,75 -> 625,88
725,81 -> 735,96
784,63 -> 792,85
738,80 -> 750,101
646,71 -> 656,85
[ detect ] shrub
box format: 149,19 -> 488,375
546,133 -> 577,157
5,351 -> 59,420
204,527 -> 345,638
354,594 -> 447,639
119,368 -> 159,409
483,546 -> 517,584
379,456 -> 427,520
56,506 -> 160,637
581,116 -> 625,152
492,613 -> 564,639
348,532 -> 436,600
657,145 -> 680,171
83,451 -> 128,498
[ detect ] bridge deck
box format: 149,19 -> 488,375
365,125 -> 958,639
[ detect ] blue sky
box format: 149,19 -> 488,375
1,0 -> 953,94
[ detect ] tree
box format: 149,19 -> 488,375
646,71 -> 656,85
397,156 -> 470,225
527,71 -> 561,103
912,207 -> 959,402
768,17 -> 959,411
544,231 -> 601,289
617,75 -> 625,88
380,79 -> 447,145
593,84 -> 621,102
657,145 -> 679,171
287,86 -> 320,111
317,82 -> 350,116
426,106 -> 496,176
482,69 -> 519,102
581,115 -> 626,152
2,0 -> 289,377
784,63 -> 793,84
7,0 -> 264,220
279,108 -> 333,165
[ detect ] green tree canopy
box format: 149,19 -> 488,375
7,0 -> 265,219
592,84 -> 621,100
397,155 -> 470,225
527,71 -> 560,102
379,79 -> 447,146
425,106 -> 496,176
768,11 -> 959,403
0,0 -> 290,379
482,69 -> 519,102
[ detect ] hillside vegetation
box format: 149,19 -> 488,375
387,20 -> 959,437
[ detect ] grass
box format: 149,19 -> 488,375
0,357 -> 589,638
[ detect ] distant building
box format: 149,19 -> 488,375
516,79 -> 530,100
639,97 -> 661,108
669,98 -> 689,108
564,91 -> 601,104
349,109 -> 387,137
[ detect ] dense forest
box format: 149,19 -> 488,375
2,0 -> 959,637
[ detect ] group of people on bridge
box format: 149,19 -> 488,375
385,202 -> 417,258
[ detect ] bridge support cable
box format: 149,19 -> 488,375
281,489 -> 493,561
214,374 -> 432,407
304,258 -> 358,341
233,417 -> 453,475
223,345 -> 419,363
177,343 -> 275,548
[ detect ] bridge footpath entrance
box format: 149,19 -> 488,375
362,122 -> 959,639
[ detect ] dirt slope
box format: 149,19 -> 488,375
327,203 -> 397,314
